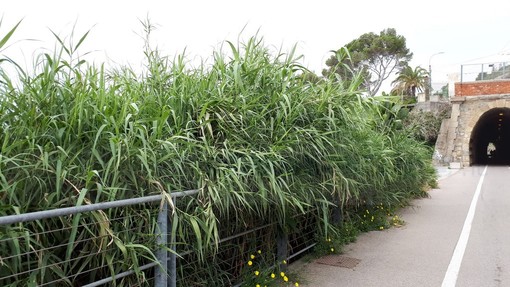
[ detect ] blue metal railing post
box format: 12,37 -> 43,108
276,226 -> 288,271
168,200 -> 177,287
155,201 -> 168,287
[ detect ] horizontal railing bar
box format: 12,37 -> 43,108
217,222 -> 276,244
0,189 -> 200,226
287,242 -> 317,261
82,261 -> 158,287
0,213 -> 156,244
233,242 -> 318,287
0,247 -> 116,282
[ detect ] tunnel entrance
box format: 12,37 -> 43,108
470,107 -> 510,165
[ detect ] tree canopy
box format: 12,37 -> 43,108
391,65 -> 429,99
323,28 -> 412,96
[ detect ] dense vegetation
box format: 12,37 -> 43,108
323,28 -> 412,96
0,23 -> 436,286
404,104 -> 451,147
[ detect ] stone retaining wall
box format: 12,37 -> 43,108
435,94 -> 510,167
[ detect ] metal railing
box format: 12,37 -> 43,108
0,190 -> 199,287
0,190 -> 319,286
460,61 -> 510,83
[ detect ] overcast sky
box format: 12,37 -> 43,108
2,0 -> 510,93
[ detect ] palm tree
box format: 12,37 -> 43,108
391,65 -> 429,100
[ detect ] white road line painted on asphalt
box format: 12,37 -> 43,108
441,165 -> 488,287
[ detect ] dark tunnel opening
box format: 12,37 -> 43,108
470,107 -> 510,165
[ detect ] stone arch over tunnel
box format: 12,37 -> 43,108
469,107 -> 510,165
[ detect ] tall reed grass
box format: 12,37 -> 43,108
0,22 -> 436,285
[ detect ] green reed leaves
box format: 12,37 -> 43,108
0,23 -> 436,286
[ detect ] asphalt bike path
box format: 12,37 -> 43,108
294,166 -> 510,287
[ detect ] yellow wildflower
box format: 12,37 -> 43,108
295,283 -> 299,287
254,270 -> 260,276
257,250 -> 262,254
250,254 -> 255,259
284,276 -> 289,282
280,272 -> 285,277
248,260 -> 253,266
271,273 -> 276,278
282,260 -> 287,264
331,248 -> 334,252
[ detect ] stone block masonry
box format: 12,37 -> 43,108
435,93 -> 510,167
